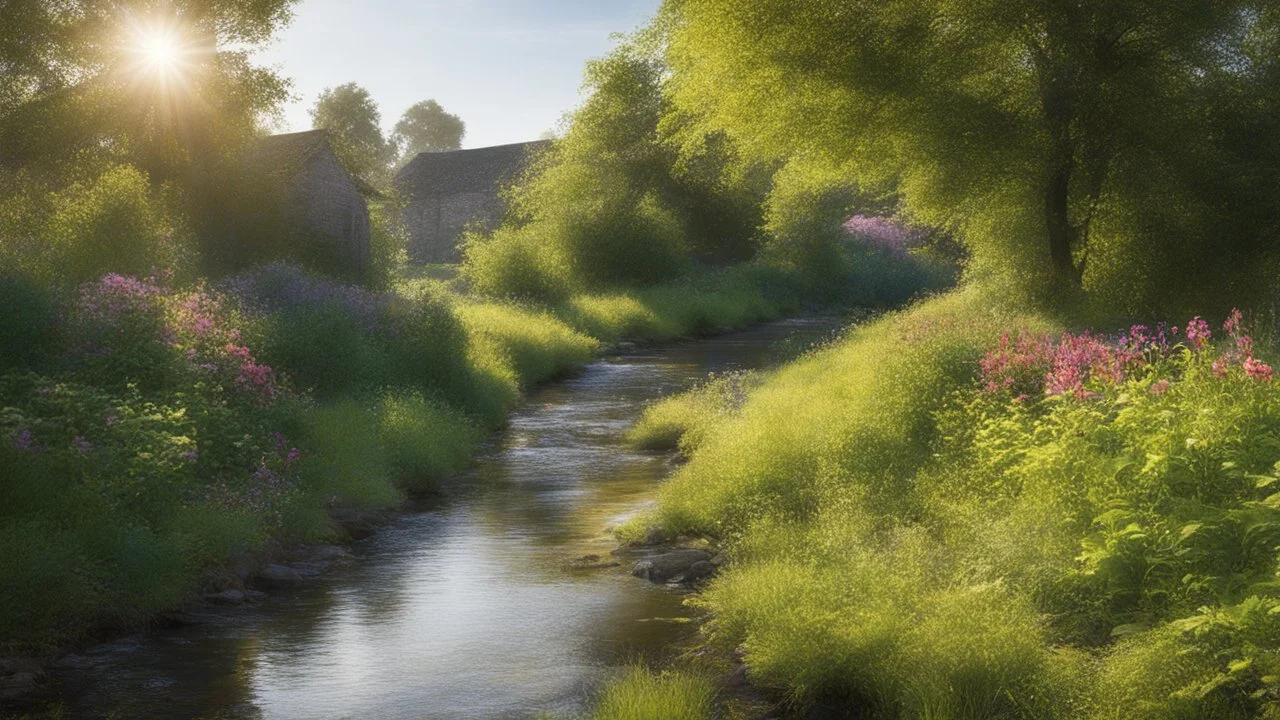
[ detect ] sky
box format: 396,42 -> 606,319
254,0 -> 661,149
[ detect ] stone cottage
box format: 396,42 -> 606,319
248,129 -> 374,275
394,140 -> 550,264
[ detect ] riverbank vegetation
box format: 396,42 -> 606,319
0,2 -> 944,658
601,0 -> 1280,717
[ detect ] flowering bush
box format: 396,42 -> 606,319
978,310 -> 1271,401
70,273 -> 279,403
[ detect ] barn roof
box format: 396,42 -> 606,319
395,140 -> 551,197
249,129 -> 384,198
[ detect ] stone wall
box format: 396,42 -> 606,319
289,151 -> 371,273
405,190 -> 505,264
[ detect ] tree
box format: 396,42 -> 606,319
392,99 -> 465,161
0,0 -> 296,182
661,0 -> 1280,308
310,82 -> 393,184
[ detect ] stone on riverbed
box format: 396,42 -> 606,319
257,564 -> 310,585
668,560 -> 718,585
631,549 -> 713,583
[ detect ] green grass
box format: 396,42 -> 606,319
591,667 -> 716,720
628,284 -> 1280,718
627,371 -> 762,454
456,301 -> 600,387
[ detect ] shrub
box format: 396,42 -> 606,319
377,391 -> 483,494
1,166 -> 187,287
591,667 -> 716,720
456,301 -> 599,386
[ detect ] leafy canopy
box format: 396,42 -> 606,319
309,82 -> 393,185
661,0 -> 1280,311
392,99 -> 465,162
0,0 -> 296,182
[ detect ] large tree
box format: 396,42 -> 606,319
392,99 -> 465,161
0,0 -> 295,182
661,0 -> 1280,308
309,82 -> 392,184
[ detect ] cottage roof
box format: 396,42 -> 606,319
250,129 -> 383,198
395,140 -> 551,197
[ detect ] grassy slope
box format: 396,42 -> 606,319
625,285 -> 1280,719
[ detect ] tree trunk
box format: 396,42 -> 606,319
1045,159 -> 1082,286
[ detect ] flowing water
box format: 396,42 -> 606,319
38,318 -> 842,720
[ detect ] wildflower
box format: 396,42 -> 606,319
1224,308 -> 1244,337
286,447 -> 301,467
105,414 -> 120,427
1244,356 -> 1274,382
182,450 -> 200,463
1213,358 -> 1229,378
1150,379 -> 1171,396
71,436 -> 92,453
1237,335 -> 1254,354
11,428 -> 34,451
1186,317 -> 1211,349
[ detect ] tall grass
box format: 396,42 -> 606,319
591,667 -> 716,720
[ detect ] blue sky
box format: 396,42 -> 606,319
255,0 -> 660,148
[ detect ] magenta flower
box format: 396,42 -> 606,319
1186,317 -> 1211,349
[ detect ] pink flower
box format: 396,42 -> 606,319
1186,317 -> 1211,349
1150,379 -> 1171,396
1213,358 -> 1229,378
1244,356 -> 1273,382
1224,308 -> 1244,337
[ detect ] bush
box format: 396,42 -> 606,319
590,667 -> 716,720
0,166 -> 187,288
456,301 -> 599,386
377,391 -> 483,494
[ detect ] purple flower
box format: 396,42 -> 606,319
71,436 -> 91,454
11,428 -> 34,451
105,414 -> 120,427
286,447 -> 301,467
182,450 -> 200,463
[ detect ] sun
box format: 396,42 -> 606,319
139,30 -> 180,71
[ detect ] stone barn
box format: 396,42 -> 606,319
249,129 -> 374,275
394,140 -> 550,264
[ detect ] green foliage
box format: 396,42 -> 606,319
627,371 -> 761,453
376,392 -> 483,494
660,0 -> 1280,311
392,99 -> 466,162
463,40 -> 773,299
636,287 -> 1280,717
0,272 -> 61,373
0,0 -> 293,183
310,82 -> 394,186
0,166 -> 188,287
590,667 -> 716,720
455,301 -> 600,387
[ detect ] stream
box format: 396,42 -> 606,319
37,317 -> 842,720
